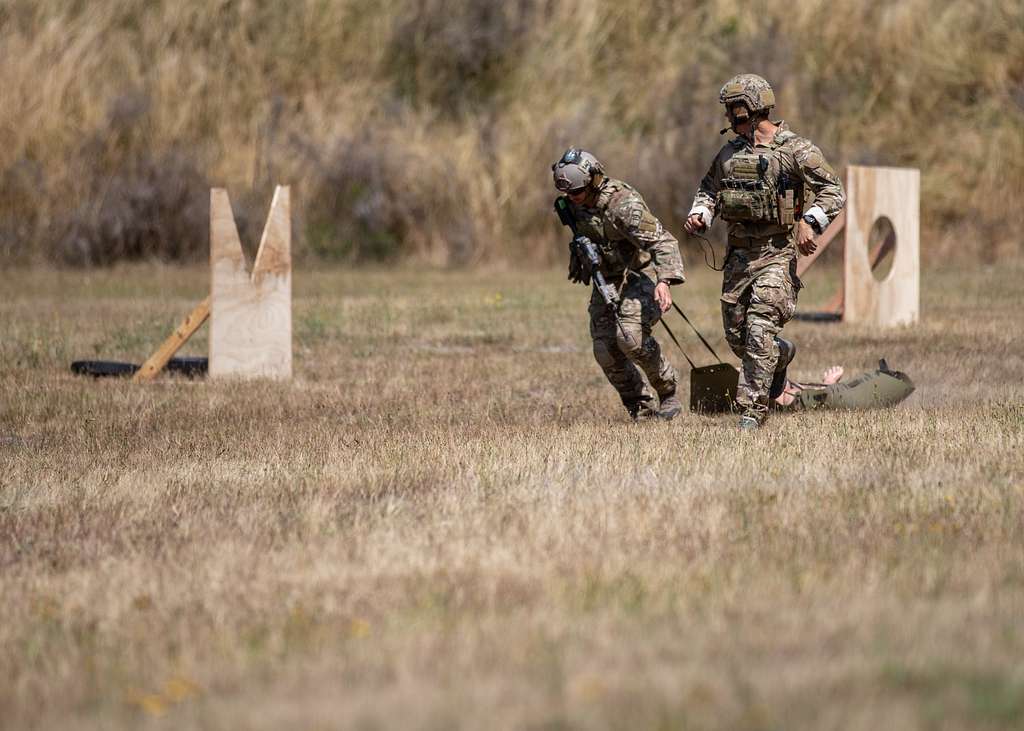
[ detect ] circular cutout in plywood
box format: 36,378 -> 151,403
869,216 -> 897,283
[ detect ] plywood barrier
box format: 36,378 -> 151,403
210,186 -> 292,379
843,166 -> 919,327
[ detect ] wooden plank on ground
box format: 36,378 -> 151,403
132,297 -> 211,382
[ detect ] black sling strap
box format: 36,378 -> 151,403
671,302 -> 723,363
657,318 -> 697,369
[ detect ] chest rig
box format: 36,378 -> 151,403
571,181 -> 637,272
717,137 -> 801,227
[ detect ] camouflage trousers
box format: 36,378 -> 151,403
590,274 -> 678,416
721,263 -> 797,422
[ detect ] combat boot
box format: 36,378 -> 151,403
738,415 -> 760,430
657,390 -> 682,421
768,337 -> 797,401
624,397 -> 658,422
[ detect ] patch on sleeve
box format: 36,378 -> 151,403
798,147 -> 825,170
615,199 -> 657,235
637,210 -> 658,234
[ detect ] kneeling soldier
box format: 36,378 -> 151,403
552,148 -> 686,420
684,74 -> 845,429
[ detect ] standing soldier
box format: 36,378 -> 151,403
684,74 -> 845,429
552,148 -> 686,421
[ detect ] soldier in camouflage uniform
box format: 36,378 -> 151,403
684,74 -> 845,429
552,148 -> 686,420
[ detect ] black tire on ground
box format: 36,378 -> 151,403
165,357 -> 208,378
792,312 -> 843,322
70,358 -> 209,378
70,360 -> 140,377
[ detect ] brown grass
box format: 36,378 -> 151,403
1,261 -> 1022,729
1,0 -> 1022,265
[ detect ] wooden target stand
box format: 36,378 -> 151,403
796,166 -> 919,326
132,186 -> 292,382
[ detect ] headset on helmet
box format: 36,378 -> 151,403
552,148 -> 604,193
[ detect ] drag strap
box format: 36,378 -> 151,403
658,318 -> 697,369
671,302 -> 722,363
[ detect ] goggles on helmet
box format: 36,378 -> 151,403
552,147 -> 602,193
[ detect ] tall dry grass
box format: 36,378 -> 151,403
0,260 -> 1022,729
1,0 -> 1022,266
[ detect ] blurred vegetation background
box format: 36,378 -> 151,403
1,0 -> 1021,267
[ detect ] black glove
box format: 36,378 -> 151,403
568,237 -> 591,285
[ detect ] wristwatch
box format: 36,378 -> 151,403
802,214 -> 823,235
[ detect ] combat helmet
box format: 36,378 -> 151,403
552,148 -> 604,193
719,73 -> 776,115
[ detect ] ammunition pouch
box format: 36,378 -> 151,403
718,182 -> 777,223
718,153 -> 774,223
778,183 -> 797,226
717,152 -> 802,226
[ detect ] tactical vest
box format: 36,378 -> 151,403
570,180 -> 651,276
717,143 -> 801,227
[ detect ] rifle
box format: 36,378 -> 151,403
554,197 -> 635,348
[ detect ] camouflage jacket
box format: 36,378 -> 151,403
568,178 -> 685,285
688,122 -> 845,302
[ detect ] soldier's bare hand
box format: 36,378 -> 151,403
683,214 -> 706,234
654,282 -> 672,313
796,219 -> 817,255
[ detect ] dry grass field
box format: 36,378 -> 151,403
1,261 -> 1022,730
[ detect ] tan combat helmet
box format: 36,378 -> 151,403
719,73 -> 776,115
552,148 -> 604,192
